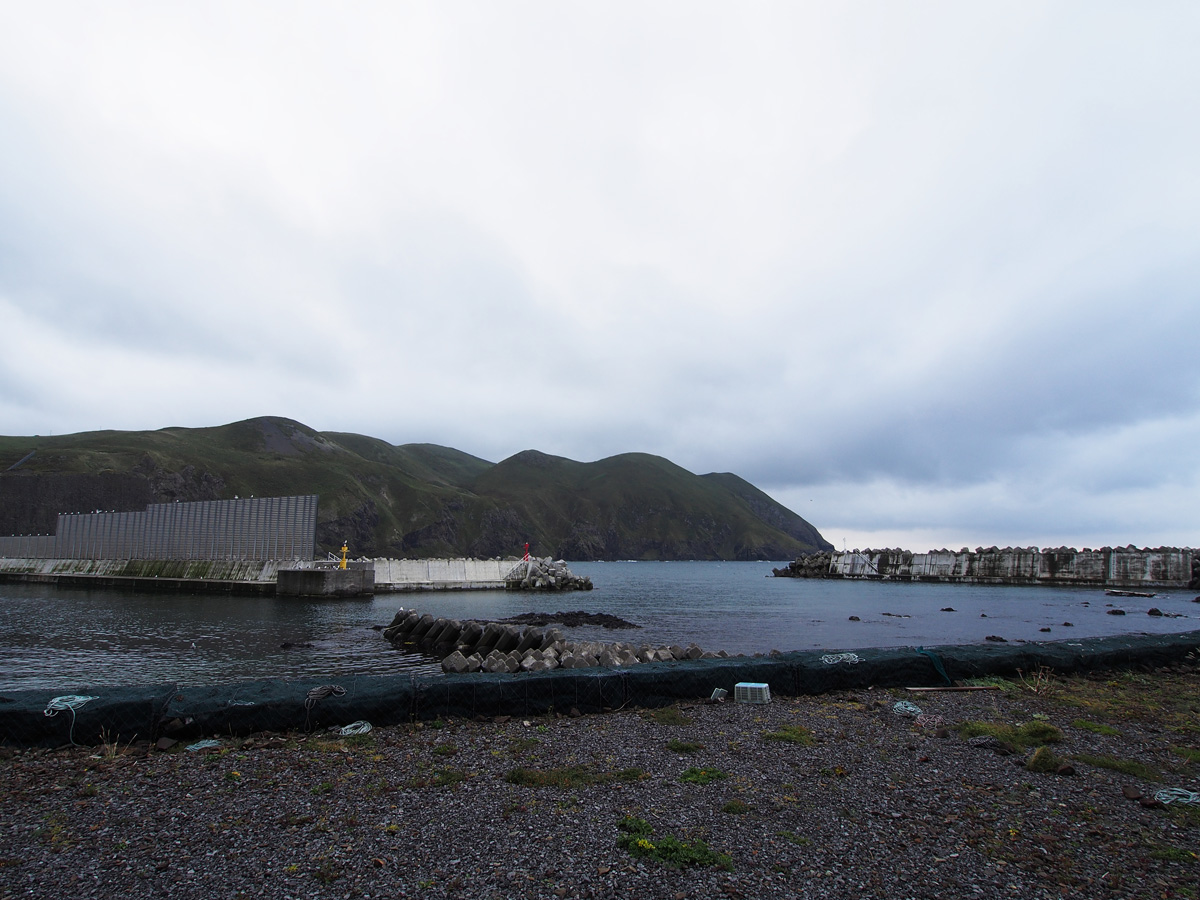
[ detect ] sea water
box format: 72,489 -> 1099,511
1,560 -> 1196,691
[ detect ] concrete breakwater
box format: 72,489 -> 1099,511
774,546 -> 1200,589
0,555 -> 592,595
357,556 -> 592,592
383,609 -> 729,675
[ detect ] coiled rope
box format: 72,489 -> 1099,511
1155,788 -> 1200,805
43,694 -> 98,746
304,684 -> 346,709
304,684 -> 346,731
186,739 -> 223,751
915,713 -> 946,729
339,720 -> 372,736
821,653 -> 862,665
892,700 -> 922,717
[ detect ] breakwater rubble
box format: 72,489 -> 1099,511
382,609 -> 734,674
774,545 -> 1199,589
505,557 -> 593,591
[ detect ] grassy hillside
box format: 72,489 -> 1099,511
0,417 -> 832,560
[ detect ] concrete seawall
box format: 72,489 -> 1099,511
0,557 -> 291,594
0,556 -> 534,594
775,547 -> 1199,588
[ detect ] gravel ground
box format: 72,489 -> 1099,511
2,665 -> 1198,900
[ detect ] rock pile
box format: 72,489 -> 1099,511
772,552 -> 834,578
505,557 -> 593,591
381,609 -> 729,674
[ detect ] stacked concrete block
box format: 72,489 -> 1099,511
380,607 -> 734,674
504,557 -> 594,591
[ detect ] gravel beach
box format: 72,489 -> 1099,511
2,664 -> 1197,900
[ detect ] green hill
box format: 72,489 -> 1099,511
0,417 -> 832,560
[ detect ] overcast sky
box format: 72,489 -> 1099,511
1,2 -> 1197,552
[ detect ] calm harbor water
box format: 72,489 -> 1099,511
1,561 -> 1197,691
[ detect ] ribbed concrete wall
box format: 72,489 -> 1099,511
0,495 -> 316,561
371,558 -> 523,590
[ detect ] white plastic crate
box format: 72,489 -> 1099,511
734,682 -> 770,704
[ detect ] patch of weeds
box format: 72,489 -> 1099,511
647,707 -> 693,727
777,830 -> 810,846
343,733 -> 375,749
1170,746 -> 1200,764
1017,665 -> 1057,695
1148,845 -> 1197,862
283,814 -> 313,827
78,783 -> 99,798
763,724 -> 814,745
1167,804 -> 1200,829
817,765 -> 849,778
666,739 -> 704,754
311,781 -> 334,795
428,769 -> 467,788
616,817 -> 732,871
431,743 -> 458,757
505,765 -> 646,788
224,770 -> 242,783
508,737 -> 541,754
381,824 -> 399,835
1072,753 -> 1162,782
1024,746 -> 1064,773
962,676 -> 1017,692
721,799 -> 750,815
311,857 -> 341,884
1072,719 -> 1120,736
957,720 -> 1063,749
680,766 -> 727,785
34,816 -> 70,852
430,718 -> 446,729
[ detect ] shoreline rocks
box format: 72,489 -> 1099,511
381,609 -> 730,674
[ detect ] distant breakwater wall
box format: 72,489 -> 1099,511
774,547 -> 1199,589
0,556 -> 592,594
0,557 -> 290,594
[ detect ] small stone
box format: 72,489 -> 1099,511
1106,609 -> 1126,616
1147,607 -> 1163,617
985,635 -> 1007,642
1062,622 -> 1073,627
940,607 -> 956,612
1039,627 -> 1051,632
1055,764 -> 1075,776
155,737 -> 178,751
848,615 -> 860,621
1122,785 -> 1143,800
1139,796 -> 1165,809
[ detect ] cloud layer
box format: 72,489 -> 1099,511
2,2 -> 1197,551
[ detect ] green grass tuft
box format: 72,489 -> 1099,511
680,766 -> 727,785
1025,746 -> 1064,773
1072,753 -> 1162,782
647,707 -> 693,727
616,817 -> 732,870
1072,719 -> 1121,736
666,739 -> 704,754
762,724 -> 814,745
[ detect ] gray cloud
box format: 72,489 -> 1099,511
1,2 -> 1197,549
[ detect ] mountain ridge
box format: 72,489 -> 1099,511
0,416 -> 832,561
